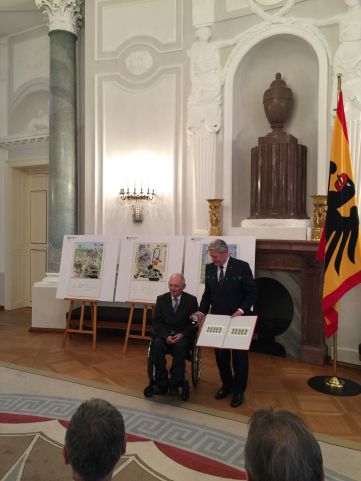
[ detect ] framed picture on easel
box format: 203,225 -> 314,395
56,235 -> 119,301
184,236 -> 256,303
115,236 -> 185,303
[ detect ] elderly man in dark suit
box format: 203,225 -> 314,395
198,239 -> 257,407
152,272 -> 198,395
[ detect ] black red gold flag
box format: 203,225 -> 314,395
317,91 -> 361,337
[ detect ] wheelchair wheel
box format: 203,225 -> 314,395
191,345 -> 201,387
144,385 -> 154,397
144,342 -> 156,397
147,343 -> 156,383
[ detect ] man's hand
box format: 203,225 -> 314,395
231,309 -> 243,318
192,311 -> 206,327
166,333 -> 184,344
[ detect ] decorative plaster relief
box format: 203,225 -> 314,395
125,50 -> 154,76
0,133 -> 49,150
12,36 -> 49,93
226,0 -> 305,14
25,110 -> 49,133
35,0 -> 83,35
97,0 -> 182,58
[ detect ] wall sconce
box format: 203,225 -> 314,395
119,187 -> 156,223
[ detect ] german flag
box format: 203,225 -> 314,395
317,90 -> 361,337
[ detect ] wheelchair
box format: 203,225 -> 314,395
143,336 -> 201,401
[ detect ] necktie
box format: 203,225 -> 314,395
219,265 -> 224,286
173,297 -> 179,313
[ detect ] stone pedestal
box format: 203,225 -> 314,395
250,132 -> 308,218
31,273 -> 67,330
249,73 -> 308,221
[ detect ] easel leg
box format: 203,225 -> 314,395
63,300 -> 74,348
91,301 -> 97,351
122,303 -> 135,354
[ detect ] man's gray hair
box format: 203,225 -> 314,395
244,409 -> 323,481
208,239 -> 229,253
169,272 -> 185,284
65,398 -> 125,481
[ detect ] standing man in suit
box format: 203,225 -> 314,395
151,273 -> 198,395
198,239 -> 257,407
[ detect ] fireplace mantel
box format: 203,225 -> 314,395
255,239 -> 327,365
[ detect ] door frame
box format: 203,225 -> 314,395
5,158 -> 48,309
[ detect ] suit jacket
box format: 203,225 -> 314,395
153,291 -> 198,340
199,256 -> 257,316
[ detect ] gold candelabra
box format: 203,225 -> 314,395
207,199 -> 223,236
311,195 -> 327,241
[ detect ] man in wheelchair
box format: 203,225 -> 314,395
149,273 -> 198,396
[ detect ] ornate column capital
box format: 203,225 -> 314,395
35,0 -> 83,35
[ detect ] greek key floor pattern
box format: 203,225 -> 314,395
0,393 -> 357,481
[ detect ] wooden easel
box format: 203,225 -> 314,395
122,301 -> 155,354
63,298 -> 98,351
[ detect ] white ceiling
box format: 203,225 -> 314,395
0,0 -> 46,38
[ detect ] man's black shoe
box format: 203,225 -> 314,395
168,381 -> 179,396
230,392 -> 244,407
214,387 -> 232,400
153,385 -> 168,395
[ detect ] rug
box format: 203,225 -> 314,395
0,363 -> 359,481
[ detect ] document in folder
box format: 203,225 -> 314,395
196,314 -> 257,350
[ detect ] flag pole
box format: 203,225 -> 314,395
324,73 -> 345,391
325,332 -> 344,389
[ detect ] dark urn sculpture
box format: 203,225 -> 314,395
249,73 -> 308,219
263,72 -> 293,132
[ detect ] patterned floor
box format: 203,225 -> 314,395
0,365 -> 359,481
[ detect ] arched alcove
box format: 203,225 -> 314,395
223,24 -> 330,234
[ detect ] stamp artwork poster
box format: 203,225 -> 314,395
57,235 -> 119,301
132,243 -> 167,282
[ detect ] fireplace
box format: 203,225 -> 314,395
255,239 -> 327,365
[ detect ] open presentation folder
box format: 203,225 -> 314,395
196,314 -> 258,350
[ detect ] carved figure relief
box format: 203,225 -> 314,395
25,109 -> 49,132
187,26 -> 222,133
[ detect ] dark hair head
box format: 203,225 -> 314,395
208,239 -> 228,253
65,398 -> 126,481
244,409 -> 323,481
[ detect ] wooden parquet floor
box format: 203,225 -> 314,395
1,308 -> 361,444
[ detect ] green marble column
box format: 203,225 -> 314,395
48,29 -> 78,272
36,0 -> 82,272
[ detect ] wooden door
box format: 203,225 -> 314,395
27,173 -> 48,306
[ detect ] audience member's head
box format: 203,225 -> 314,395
64,398 -> 126,481
244,408 -> 324,481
